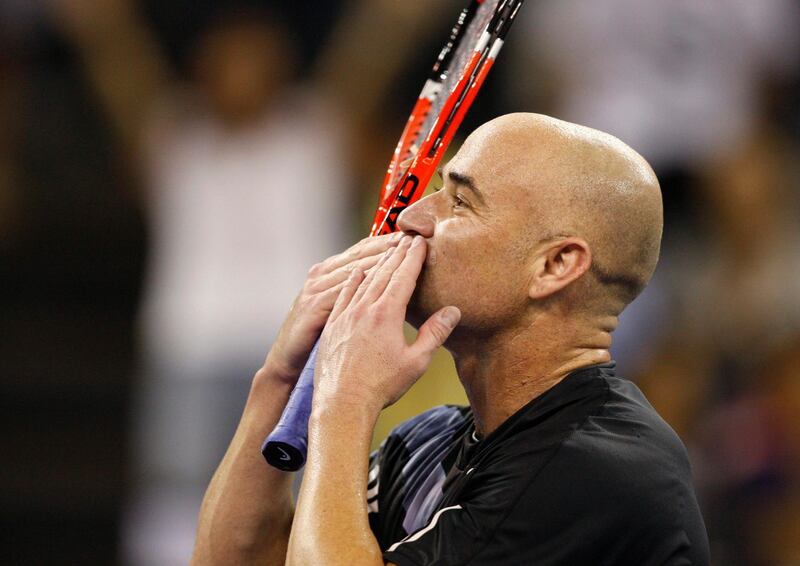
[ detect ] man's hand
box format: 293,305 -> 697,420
193,234 -> 400,566
314,234 -> 461,412
264,233 -> 402,384
287,235 -> 459,565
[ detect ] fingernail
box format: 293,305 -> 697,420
402,235 -> 413,246
390,231 -> 403,242
412,235 -> 424,247
441,307 -> 461,328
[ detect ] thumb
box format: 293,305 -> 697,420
411,306 -> 461,361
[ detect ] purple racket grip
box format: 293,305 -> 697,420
261,341 -> 318,471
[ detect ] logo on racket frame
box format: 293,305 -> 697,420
380,173 -> 421,233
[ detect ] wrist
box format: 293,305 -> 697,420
309,395 -> 382,433
259,351 -> 301,386
252,363 -> 297,395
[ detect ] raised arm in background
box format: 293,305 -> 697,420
52,0 -> 170,164
53,0 -> 454,177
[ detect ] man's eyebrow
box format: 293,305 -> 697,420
446,169 -> 486,205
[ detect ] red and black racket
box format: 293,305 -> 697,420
263,0 -> 524,471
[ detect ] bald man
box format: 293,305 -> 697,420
192,114 -> 710,565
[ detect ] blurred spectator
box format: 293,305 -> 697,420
750,338 -> 800,565
638,129 -> 800,565
510,0 -> 799,168
637,128 -> 800,430
55,1 -> 353,564
681,334 -> 800,566
681,129 -> 800,360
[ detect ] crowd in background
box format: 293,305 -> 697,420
1,1 -> 799,564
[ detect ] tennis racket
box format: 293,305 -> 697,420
263,0 -> 524,471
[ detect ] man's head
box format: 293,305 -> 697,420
399,113 -> 662,336
193,8 -> 296,127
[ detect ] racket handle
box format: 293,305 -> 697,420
261,341 -> 318,471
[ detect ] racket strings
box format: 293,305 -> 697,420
381,0 -> 501,214
373,0 -> 523,235
419,0 -> 500,149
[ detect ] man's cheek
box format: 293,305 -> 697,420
425,244 -> 438,267
406,284 -> 432,329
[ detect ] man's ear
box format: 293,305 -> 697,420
528,237 -> 592,300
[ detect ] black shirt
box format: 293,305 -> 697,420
367,362 -> 710,565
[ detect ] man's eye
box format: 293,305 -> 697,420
433,186 -> 467,209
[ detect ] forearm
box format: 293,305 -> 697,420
314,0 -> 450,123
284,235 -> 450,564
287,401 -> 384,566
192,365 -> 296,566
59,1 -> 169,155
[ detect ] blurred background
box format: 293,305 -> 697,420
1,0 -> 799,564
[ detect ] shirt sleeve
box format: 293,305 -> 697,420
367,432 -> 410,548
367,445 -> 383,521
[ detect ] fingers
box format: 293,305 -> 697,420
311,252 -> 386,293
410,306 -> 461,362
306,239 -> 406,317
323,232 -> 422,320
382,234 -> 427,308
356,235 -> 415,305
329,268 -> 365,322
312,278 -> 349,313
307,249 -> 389,317
350,240 -> 400,305
322,232 -> 402,273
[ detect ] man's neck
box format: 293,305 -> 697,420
450,311 -> 615,437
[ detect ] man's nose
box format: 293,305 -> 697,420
397,197 -> 435,238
